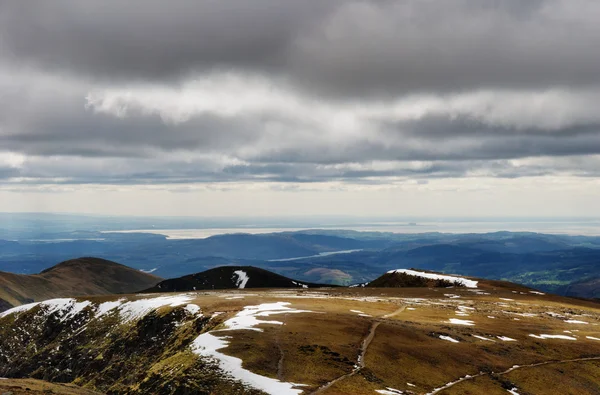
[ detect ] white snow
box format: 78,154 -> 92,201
407,307 -> 416,310
529,334 -> 577,340
387,269 -> 478,288
529,291 -> 545,295
444,294 -> 461,299
497,336 -> 517,342
565,320 -> 589,324
191,302 -> 312,394
375,388 -> 404,394
350,310 -> 364,313
499,298 -> 514,301
407,383 -> 416,387
192,332 -> 304,394
291,281 -> 308,289
358,313 -> 373,317
472,335 -> 495,342
0,301 -> 41,318
1,298 -> 91,322
507,388 -> 520,395
97,295 -> 193,322
96,299 -> 125,317
447,318 -> 475,326
232,270 -> 250,289
222,302 -> 312,332
586,336 -> 600,341
375,390 -> 403,395
185,304 -> 201,315
439,335 -> 459,343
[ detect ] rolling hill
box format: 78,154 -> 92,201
142,265 -> 325,293
1,271 -> 599,394
0,257 -> 162,311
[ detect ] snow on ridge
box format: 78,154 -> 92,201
233,270 -> 250,289
387,269 -> 478,288
109,295 -> 194,322
191,302 -> 313,394
0,301 -> 41,318
0,298 -> 91,322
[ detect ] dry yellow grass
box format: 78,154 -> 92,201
0,378 -> 103,395
3,277 -> 600,394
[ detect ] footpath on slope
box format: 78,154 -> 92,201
310,305 -> 406,394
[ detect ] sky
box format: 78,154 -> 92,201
1,0 -> 600,217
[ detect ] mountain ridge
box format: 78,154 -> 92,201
0,257 -> 162,311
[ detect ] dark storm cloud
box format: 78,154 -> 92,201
1,0 -> 600,95
0,1 -> 337,82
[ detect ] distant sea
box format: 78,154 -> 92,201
103,219 -> 600,239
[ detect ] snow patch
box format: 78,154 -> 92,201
472,335 -> 495,342
185,304 -> 201,315
439,335 -> 459,343
232,270 -> 250,289
97,295 -> 193,322
375,388 -> 403,394
191,302 -> 312,394
0,301 -> 41,318
447,318 -> 475,326
387,269 -> 478,288
529,334 -> 577,340
497,336 -> 517,342
1,298 -> 91,322
565,320 -> 589,324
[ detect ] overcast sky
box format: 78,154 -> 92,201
1,0 -> 600,217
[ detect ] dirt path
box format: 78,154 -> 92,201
309,305 -> 405,394
430,356 -> 600,394
276,338 -> 285,381
382,305 -> 406,319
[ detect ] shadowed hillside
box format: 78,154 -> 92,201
143,265 -> 327,293
0,257 -> 162,311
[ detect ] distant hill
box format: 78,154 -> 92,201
564,277 -> 600,299
366,269 -> 480,288
0,257 -> 162,311
143,266 -> 326,292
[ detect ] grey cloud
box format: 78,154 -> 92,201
2,0 -> 600,187
2,1 -> 600,96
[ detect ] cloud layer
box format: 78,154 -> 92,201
1,0 -> 600,189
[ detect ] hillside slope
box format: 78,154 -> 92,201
1,280 -> 599,394
0,257 -> 162,311
143,266 -> 324,293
